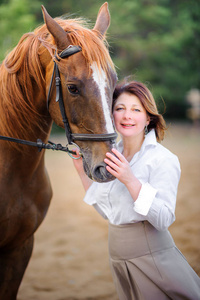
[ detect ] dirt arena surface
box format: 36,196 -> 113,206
18,123 -> 200,300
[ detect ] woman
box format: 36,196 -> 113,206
73,80 -> 200,300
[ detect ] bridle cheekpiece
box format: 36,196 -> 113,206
47,45 -> 118,151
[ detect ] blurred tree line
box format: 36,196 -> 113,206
0,0 -> 199,119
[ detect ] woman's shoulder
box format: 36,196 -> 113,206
143,130 -> 179,166
145,130 -> 179,160
151,142 -> 180,171
156,142 -> 177,157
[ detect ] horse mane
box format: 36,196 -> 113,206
0,16 -> 115,148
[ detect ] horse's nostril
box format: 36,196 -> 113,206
93,163 -> 115,182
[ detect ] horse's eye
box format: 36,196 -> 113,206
67,85 -> 79,95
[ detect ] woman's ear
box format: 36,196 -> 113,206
146,114 -> 150,126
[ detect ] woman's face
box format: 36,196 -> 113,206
113,92 -> 149,139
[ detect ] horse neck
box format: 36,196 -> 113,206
0,88 -> 52,181
0,84 -> 53,178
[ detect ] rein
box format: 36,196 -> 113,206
0,45 -> 117,158
0,135 -> 76,155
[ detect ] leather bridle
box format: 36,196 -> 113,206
0,45 -> 117,157
48,45 -> 118,145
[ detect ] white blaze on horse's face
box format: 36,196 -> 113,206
91,62 -> 115,134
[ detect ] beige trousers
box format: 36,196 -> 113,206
108,221 -> 200,300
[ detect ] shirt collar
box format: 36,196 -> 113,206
117,129 -> 157,154
142,129 -> 157,148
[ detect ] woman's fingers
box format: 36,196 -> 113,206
104,158 -> 120,172
105,165 -> 118,177
104,148 -> 132,181
72,148 -> 81,159
105,148 -> 127,167
112,148 -> 126,161
105,154 -> 120,168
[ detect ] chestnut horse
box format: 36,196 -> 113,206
0,3 -> 117,299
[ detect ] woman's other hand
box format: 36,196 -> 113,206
104,148 -> 142,201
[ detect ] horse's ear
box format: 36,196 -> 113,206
41,5 -> 70,50
93,2 -> 110,37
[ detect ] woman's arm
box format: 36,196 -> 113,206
72,154 -> 93,192
144,156 -> 180,230
104,148 -> 181,231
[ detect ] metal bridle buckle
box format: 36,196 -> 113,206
66,142 -> 82,159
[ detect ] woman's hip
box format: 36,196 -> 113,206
108,221 -> 175,260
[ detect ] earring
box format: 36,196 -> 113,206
145,125 -> 148,135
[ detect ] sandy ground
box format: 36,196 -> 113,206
18,123 -> 200,300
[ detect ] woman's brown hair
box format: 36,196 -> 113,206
113,80 -> 167,142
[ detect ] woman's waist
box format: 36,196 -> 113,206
108,221 -> 175,260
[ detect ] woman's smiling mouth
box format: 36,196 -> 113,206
121,123 -> 135,128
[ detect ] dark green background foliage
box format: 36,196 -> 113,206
0,0 -> 199,119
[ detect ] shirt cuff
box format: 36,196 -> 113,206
133,182 -> 157,216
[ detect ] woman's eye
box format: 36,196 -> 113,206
67,85 -> 79,95
116,107 -> 123,111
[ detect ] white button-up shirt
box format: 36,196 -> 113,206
84,130 -> 181,231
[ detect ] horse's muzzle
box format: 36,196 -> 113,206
83,160 -> 115,183
93,162 -> 115,182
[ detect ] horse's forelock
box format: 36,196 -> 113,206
44,18 -> 115,75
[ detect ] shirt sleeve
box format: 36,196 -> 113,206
83,182 -> 99,205
134,154 -> 181,231
133,182 -> 157,215
83,182 -> 109,220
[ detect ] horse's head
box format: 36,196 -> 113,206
42,3 -> 118,182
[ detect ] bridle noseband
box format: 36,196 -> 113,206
47,45 -> 118,146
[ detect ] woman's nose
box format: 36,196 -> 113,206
123,110 -> 132,119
